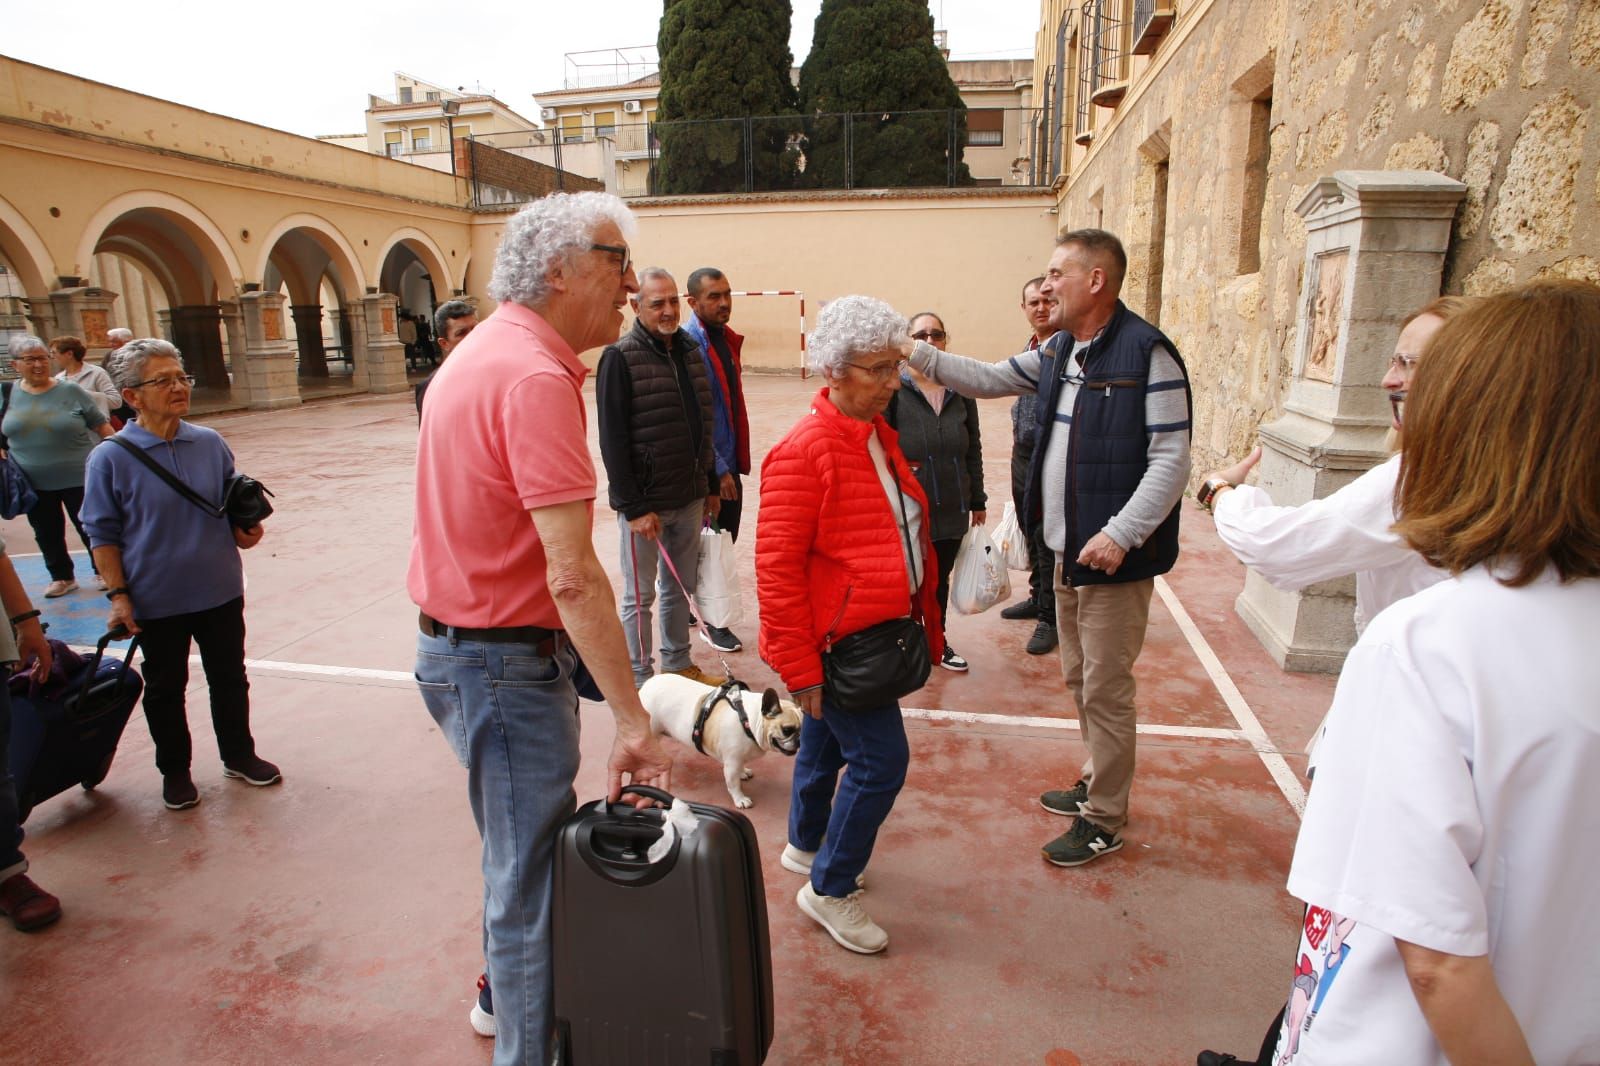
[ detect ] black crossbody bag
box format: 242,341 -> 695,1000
107,436 -> 274,528
820,472 -> 932,708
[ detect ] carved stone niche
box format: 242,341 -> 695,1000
1234,170 -> 1465,672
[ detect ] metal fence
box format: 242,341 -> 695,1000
644,107 -> 1045,196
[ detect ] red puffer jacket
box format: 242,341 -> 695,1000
757,387 -> 944,694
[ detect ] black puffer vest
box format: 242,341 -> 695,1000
607,319 -> 715,514
1024,302 -> 1191,587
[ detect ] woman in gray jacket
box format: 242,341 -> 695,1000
887,312 -> 986,672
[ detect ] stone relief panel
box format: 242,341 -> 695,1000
1304,250 -> 1347,384
381,305 -> 396,335
262,307 -> 283,341
80,309 -> 110,348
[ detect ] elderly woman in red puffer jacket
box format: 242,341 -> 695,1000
756,295 -> 941,957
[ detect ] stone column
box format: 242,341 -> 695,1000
24,299 -> 60,341
169,305 -> 229,388
156,308 -> 175,342
360,292 -> 409,394
346,305 -> 369,382
219,302 -> 246,379
291,304 -> 330,378
237,291 -> 302,410
334,307 -> 354,372
46,285 -> 119,357
1235,170 -> 1466,672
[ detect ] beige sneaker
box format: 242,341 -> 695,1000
669,665 -> 726,686
797,883 -> 887,954
780,844 -> 866,889
43,579 -> 77,598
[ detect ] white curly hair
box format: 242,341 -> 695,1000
105,338 -> 184,391
807,296 -> 909,378
487,192 -> 638,307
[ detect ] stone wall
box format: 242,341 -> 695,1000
1044,0 -> 1600,477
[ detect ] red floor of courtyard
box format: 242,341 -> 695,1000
2,375 -> 1336,1065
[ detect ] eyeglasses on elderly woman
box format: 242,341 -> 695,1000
844,357 -> 908,382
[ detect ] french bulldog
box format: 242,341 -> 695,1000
640,673 -> 803,808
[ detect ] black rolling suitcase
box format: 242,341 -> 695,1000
8,629 -> 143,823
552,784 -> 774,1065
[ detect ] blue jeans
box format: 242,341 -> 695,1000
617,499 -> 703,686
787,696 -> 909,898
0,684 -> 26,882
415,632 -> 581,1066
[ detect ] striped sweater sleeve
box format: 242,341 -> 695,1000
1103,345 -> 1192,551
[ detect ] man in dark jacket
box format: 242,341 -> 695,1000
684,267 -> 751,654
904,230 -> 1192,869
1000,276 -> 1060,656
598,267 -> 724,689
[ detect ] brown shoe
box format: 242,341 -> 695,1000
0,872 -> 62,932
669,665 -> 727,686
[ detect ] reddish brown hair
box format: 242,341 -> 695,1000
1395,280 -> 1600,586
49,335 -> 86,360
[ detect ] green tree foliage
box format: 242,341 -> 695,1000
797,0 -> 972,189
655,0 -> 801,194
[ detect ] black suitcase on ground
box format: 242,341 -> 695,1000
552,784 -> 774,1065
8,629 -> 143,823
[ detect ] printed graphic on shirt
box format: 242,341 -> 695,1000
1273,905 -> 1357,1065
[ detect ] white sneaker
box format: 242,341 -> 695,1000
93,574 -> 108,591
797,883 -> 888,954
780,844 -> 866,889
43,579 -> 77,598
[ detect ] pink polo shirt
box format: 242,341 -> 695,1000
408,301 -> 595,629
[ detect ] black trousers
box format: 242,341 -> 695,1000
1010,449 -> 1055,625
717,473 -> 743,542
26,485 -> 96,582
138,597 -> 257,776
932,537 -> 962,638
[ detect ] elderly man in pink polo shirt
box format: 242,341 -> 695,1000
409,191 -> 673,1066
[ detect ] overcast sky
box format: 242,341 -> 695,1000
4,1 -> 1038,138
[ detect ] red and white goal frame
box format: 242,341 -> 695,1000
727,290 -> 810,378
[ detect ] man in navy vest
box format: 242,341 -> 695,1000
904,229 -> 1192,867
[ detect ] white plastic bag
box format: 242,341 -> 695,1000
694,525 -> 744,629
950,525 -> 1011,615
994,501 -> 1032,572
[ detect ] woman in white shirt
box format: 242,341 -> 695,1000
48,336 -> 122,419
1266,280 -> 1600,1065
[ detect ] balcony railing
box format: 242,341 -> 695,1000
1089,0 -> 1130,108
1131,0 -> 1177,54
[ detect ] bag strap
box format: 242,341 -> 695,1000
107,436 -> 223,518
1,380 -> 11,451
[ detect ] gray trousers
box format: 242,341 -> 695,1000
618,498 -> 703,686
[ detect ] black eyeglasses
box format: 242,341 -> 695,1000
590,242 -> 632,277
911,329 -> 947,343
133,374 -> 196,390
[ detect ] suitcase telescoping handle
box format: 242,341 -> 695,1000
74,625 -> 140,706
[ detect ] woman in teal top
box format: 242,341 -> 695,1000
2,335 -> 114,598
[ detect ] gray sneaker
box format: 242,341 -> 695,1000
1039,779 -> 1088,817
1041,815 -> 1124,867
797,883 -> 888,954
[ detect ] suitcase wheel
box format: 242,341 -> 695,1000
82,752 -> 116,791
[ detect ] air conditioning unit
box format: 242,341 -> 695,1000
622,100 -> 643,114
540,107 -> 558,121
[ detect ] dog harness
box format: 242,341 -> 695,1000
692,680 -> 758,755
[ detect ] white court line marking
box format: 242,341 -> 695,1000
901,706 -> 1240,741
1154,576 -> 1308,816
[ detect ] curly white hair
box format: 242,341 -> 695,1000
807,296 -> 908,378
487,192 -> 638,307
105,338 -> 184,391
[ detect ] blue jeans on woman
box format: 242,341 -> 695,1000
787,695 -> 909,899
415,632 -> 581,1066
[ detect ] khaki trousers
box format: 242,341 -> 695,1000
1053,556 -> 1154,833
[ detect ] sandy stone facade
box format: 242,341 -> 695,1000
1034,0 -> 1600,478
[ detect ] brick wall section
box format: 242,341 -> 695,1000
456,138 -> 602,198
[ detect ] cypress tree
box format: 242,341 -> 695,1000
797,0 -> 973,189
655,0 -> 800,194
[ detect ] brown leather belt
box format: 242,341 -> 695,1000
419,611 -> 564,655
